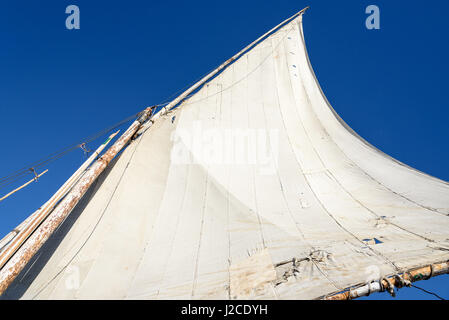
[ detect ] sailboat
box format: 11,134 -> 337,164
0,7 -> 448,300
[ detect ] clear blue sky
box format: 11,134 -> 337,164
0,0 -> 448,300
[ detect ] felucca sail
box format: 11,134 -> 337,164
1,8 -> 449,300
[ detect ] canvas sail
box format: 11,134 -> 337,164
2,12 -> 449,300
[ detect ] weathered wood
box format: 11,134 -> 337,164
0,131 -> 119,267
0,109 -> 152,295
325,261 -> 449,300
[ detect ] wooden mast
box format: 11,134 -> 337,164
0,4 -> 310,254
325,261 -> 449,300
4,7 -> 445,300
0,131 -> 120,265
0,108 -> 153,295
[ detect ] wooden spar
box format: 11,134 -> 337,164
0,107 -> 153,295
152,6 -> 310,122
0,5 -> 309,289
0,170 -> 48,203
325,260 -> 449,300
0,131 -> 120,265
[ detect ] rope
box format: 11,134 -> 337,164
0,112 -> 139,191
381,277 -> 396,297
154,67 -> 219,107
165,23 -> 297,114
152,19 -> 291,108
0,10 -> 303,192
394,274 -> 411,288
388,273 -> 445,300
411,284 -> 446,300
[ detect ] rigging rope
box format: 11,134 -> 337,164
0,112 -> 139,191
153,54 -> 239,108
410,284 -> 446,300
166,23 -> 296,112
0,10 -> 300,193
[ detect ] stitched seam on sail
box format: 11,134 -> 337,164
283,26 -> 400,273
191,85 -> 212,298
263,35 -> 336,293
293,20 -> 449,240
295,19 -> 449,215
271,35 -> 341,291
30,134 -> 144,299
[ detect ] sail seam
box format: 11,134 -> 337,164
278,23 -> 400,273
124,118 -> 177,299
191,84 -> 213,298
190,168 -> 209,298
159,9 -> 309,117
244,54 -> 268,252
30,133 -> 144,299
175,27 -> 297,114
295,18 -> 449,217
270,35 -> 343,291
245,52 -> 281,298
225,68 -> 232,300
287,20 -> 438,245
154,119 -> 196,300
262,36 -> 342,292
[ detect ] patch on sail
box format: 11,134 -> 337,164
372,216 -> 392,229
229,249 -> 276,299
274,250 -> 334,287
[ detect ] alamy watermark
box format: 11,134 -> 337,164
65,5 -> 80,30
64,5 -> 379,31
170,121 -> 279,176
365,5 -> 380,30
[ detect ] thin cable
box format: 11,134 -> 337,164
154,57 -> 236,108
411,284 -> 446,300
0,112 -> 139,188
156,11 -> 306,112
170,24 -> 296,111
0,11 -> 303,188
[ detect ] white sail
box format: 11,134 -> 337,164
2,12 -> 449,300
